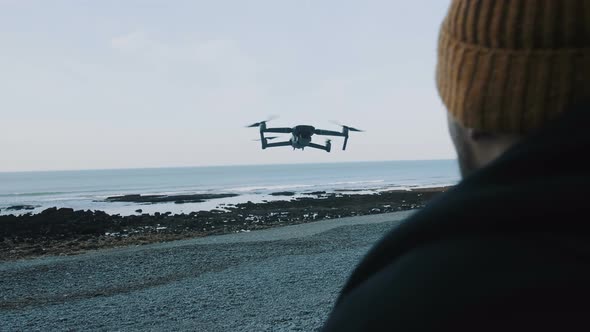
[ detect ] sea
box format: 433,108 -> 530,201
0,160 -> 460,216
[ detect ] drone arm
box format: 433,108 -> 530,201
313,129 -> 345,137
263,127 -> 293,134
308,142 -> 331,152
264,141 -> 293,148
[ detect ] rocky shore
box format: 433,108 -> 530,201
0,187 -> 449,261
104,193 -> 239,204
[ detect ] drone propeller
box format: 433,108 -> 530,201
331,120 -> 364,132
253,136 -> 278,141
246,115 -> 278,128
346,126 -> 363,132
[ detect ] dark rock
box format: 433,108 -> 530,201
6,205 -> 37,211
270,191 -> 296,196
40,207 -> 58,215
95,210 -> 108,217
304,191 -> 326,195
135,209 -> 143,213
105,193 -> 239,204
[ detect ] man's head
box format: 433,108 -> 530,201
436,0 -> 590,177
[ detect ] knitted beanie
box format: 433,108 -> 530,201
436,0 -> 590,134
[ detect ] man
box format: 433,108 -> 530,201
322,1 -> 590,330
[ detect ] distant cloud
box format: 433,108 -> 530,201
110,31 -> 248,66
108,31 -> 260,91
110,31 -> 149,52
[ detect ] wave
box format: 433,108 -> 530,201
225,184 -> 317,193
226,180 -> 390,192
1,180 -> 460,208
412,182 -> 457,189
326,180 -> 385,186
374,182 -> 457,192
0,191 -> 68,198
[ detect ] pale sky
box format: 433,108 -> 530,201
0,0 -> 455,172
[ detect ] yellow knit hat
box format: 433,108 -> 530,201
436,0 -> 590,134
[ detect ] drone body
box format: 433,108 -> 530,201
247,120 -> 362,152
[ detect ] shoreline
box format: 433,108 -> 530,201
0,183 -> 458,217
0,186 -> 450,261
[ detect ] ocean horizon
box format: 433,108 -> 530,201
0,159 -> 460,216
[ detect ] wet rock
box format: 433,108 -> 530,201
6,205 -> 37,211
270,191 -> 296,196
304,191 -> 326,195
40,207 -> 58,215
106,193 -> 239,204
136,209 -> 143,213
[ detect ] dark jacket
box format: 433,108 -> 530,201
322,105 -> 590,331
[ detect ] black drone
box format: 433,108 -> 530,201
247,118 -> 363,152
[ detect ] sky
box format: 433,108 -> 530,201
0,0 -> 455,172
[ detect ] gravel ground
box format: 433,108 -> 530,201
0,210 -> 414,332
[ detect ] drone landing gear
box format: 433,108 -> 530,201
308,143 -> 331,152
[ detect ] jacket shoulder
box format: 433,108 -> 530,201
323,234 -> 590,331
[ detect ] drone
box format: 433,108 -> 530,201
247,118 -> 363,152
